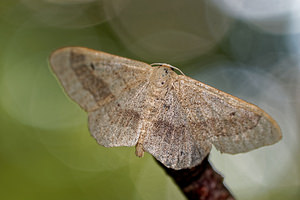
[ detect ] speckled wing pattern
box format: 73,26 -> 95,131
142,75 -> 281,169
50,47 -> 282,170
176,76 -> 282,155
142,85 -> 211,169
50,47 -> 152,147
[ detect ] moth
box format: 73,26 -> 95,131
49,47 -> 282,170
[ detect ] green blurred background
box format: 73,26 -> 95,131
1,0 -> 300,199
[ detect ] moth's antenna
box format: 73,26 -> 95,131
151,63 -> 185,76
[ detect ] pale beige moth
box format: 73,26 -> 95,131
49,47 -> 282,170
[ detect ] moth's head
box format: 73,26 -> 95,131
151,64 -> 176,88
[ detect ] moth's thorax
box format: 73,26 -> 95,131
150,66 -> 176,88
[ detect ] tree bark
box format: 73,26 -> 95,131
157,156 -> 235,200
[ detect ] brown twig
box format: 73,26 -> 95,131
156,156 -> 235,200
